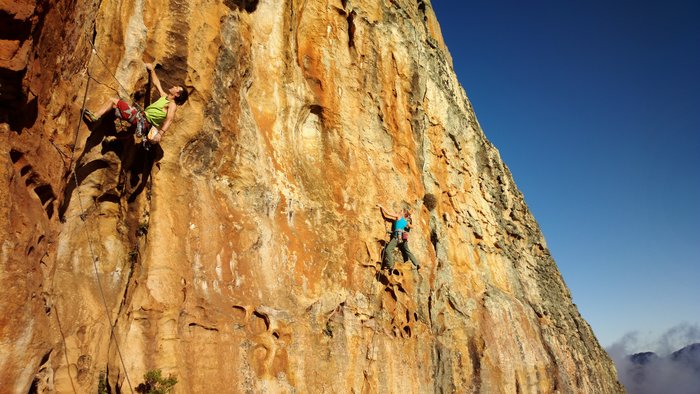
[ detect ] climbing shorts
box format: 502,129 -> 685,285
114,100 -> 139,124
115,100 -> 150,137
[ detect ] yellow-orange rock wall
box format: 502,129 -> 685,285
1,0 -> 623,392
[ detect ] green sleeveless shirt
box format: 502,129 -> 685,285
144,96 -> 170,127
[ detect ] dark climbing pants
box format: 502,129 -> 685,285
383,236 -> 419,270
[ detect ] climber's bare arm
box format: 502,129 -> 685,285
145,63 -> 167,97
376,204 -> 399,221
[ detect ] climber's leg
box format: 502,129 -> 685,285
399,241 -> 420,269
382,237 -> 398,270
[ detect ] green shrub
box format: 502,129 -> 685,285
135,369 -> 177,394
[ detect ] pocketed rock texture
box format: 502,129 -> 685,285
1,0 -> 624,392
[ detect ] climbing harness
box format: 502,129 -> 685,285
390,229 -> 409,243
134,112 -> 149,138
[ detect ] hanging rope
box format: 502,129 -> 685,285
53,303 -> 79,394
83,32 -> 145,112
65,35 -> 136,394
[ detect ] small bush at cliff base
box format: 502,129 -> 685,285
423,193 -> 438,211
135,369 -> 177,394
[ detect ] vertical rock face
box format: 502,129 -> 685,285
1,0 -> 623,392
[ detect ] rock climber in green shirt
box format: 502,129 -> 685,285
83,62 -> 188,144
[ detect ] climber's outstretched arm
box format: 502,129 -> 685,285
376,204 -> 399,221
145,63 -> 166,97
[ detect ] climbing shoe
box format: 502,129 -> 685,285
82,109 -> 98,124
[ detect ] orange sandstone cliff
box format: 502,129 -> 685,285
1,0 -> 623,392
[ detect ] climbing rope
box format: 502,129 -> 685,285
54,303 -> 79,394
84,32 -> 149,114
65,35 -> 136,394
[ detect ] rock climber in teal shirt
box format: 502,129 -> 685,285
377,204 -> 420,271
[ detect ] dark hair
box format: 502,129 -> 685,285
174,86 -> 189,105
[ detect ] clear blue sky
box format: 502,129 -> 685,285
431,1 -> 700,350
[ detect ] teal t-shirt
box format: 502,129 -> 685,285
393,217 -> 408,232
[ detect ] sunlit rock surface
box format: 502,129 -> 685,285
1,0 -> 623,392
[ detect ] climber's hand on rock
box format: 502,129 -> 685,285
148,131 -> 162,144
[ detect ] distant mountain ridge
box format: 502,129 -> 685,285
630,342 -> 700,367
669,343 -> 700,373
622,343 -> 700,394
